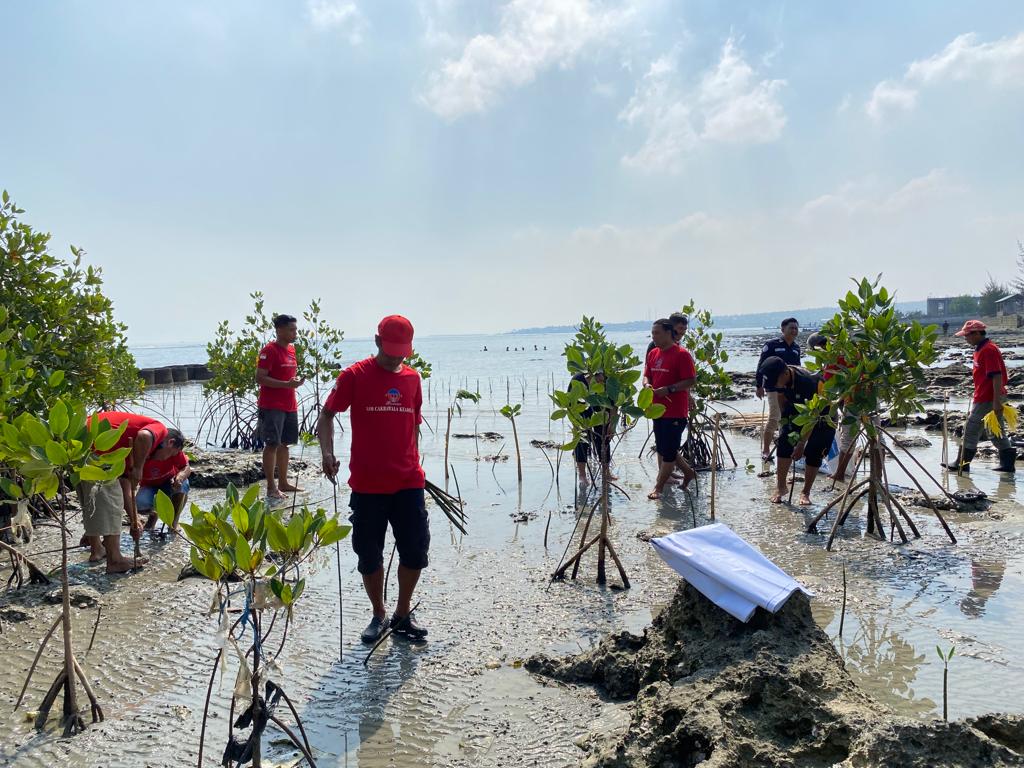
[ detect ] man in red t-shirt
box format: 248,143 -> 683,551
79,412 -> 185,572
944,320 -> 1014,473
257,314 -> 306,500
317,315 -> 429,644
643,319 -> 697,500
137,450 -> 192,532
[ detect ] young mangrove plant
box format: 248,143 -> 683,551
499,403 -> 523,482
550,317 -> 664,587
444,389 -> 480,480
802,277 -> 954,549
296,298 -> 344,434
156,482 -> 350,767
937,644 -> 955,722
0,398 -> 130,735
678,301 -> 737,471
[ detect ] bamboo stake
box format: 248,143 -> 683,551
710,413 -> 720,520
838,559 -> 847,639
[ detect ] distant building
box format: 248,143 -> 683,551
927,296 -> 979,317
995,293 -> 1024,316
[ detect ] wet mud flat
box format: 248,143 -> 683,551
1,351 -> 1023,766
529,583 -> 1024,767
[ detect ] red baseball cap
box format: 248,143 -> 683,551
954,320 -> 986,337
378,315 -> 414,357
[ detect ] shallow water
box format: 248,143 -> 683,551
1,341 -> 1022,767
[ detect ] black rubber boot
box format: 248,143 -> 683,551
995,448 -> 1017,473
942,447 -> 975,472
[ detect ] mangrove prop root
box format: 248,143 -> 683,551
0,539 -> 52,587
197,649 -> 223,768
15,613 -> 62,711
881,442 -> 957,544
268,714 -> 318,767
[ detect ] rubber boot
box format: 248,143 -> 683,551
995,448 -> 1017,473
942,447 -> 975,472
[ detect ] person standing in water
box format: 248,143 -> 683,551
318,315 -> 430,643
256,314 -> 305,501
756,318 -> 801,462
644,319 -> 697,500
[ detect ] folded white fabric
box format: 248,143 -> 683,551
651,523 -> 813,622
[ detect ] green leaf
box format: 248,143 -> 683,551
287,514 -> 304,551
48,370 -> 65,388
638,388 -> 654,409
78,464 -> 108,481
319,523 -> 352,546
190,547 -> 210,579
241,483 -> 260,509
549,409 -> 567,421
44,440 -> 69,465
266,515 -> 291,553
644,404 -> 666,420
22,416 -> 51,447
231,503 -> 249,535
155,490 -> 175,527
34,472 -> 59,499
234,535 -> 252,572
48,399 -> 69,436
93,419 -> 128,452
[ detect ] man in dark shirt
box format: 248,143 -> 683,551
758,356 -> 836,505
756,318 -> 801,461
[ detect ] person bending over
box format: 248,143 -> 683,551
758,357 -> 836,506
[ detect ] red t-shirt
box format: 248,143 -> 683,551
323,357 -> 425,494
973,340 -> 1008,404
89,412 -> 168,472
644,345 -> 697,419
140,452 -> 188,487
257,342 -> 298,412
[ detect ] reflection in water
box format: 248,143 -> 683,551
838,610 -> 935,717
959,558 -> 1006,618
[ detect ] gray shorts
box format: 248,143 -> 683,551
78,479 -> 125,537
258,408 -> 299,446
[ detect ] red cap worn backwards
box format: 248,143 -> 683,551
954,319 -> 987,337
378,315 -> 414,357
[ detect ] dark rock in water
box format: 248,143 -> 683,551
527,582 -> 1023,767
452,432 -> 504,441
44,585 -> 100,609
895,436 -> 932,448
187,448 -> 310,489
530,439 -> 561,450
0,608 -> 31,623
178,564 -> 241,582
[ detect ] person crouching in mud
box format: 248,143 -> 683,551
317,315 -> 430,644
758,356 -> 836,506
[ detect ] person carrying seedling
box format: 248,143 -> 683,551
317,315 -> 430,644
942,320 -> 1016,473
644,318 -> 697,500
79,412 -> 185,573
756,318 -> 802,462
136,444 -> 192,532
257,313 -> 306,501
758,356 -> 836,505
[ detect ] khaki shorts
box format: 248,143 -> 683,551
79,479 -> 125,537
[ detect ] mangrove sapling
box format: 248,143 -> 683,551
444,390 -> 480,480
157,482 -> 350,767
800,277 -> 950,550
296,298 -> 344,434
0,396 -> 132,735
500,403 -> 524,482
937,644 -> 955,721
550,317 -> 664,587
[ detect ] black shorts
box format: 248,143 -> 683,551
653,417 -> 687,462
777,422 -> 836,468
574,426 -> 610,464
348,488 -> 430,575
257,409 -> 298,446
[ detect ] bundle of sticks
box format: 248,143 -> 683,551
425,480 -> 467,535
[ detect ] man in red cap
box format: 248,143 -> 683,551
317,315 -> 429,643
943,320 -> 1015,473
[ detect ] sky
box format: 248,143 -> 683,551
1,1 -> 1023,343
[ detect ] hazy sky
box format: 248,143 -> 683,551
2,1 -> 1023,343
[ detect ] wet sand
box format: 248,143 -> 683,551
1,349 -> 1022,766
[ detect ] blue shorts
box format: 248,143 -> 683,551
136,479 -> 190,511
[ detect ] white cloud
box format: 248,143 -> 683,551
866,31 -> 1024,122
419,0 -> 636,121
307,0 -> 367,44
620,38 -> 786,172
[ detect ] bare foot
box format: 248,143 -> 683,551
106,557 -> 146,574
88,552 -> 105,563
279,483 -> 305,493
769,492 -> 784,504
679,468 -> 697,490
799,493 -> 812,506
143,513 -> 158,531
267,488 -> 287,500
647,489 -> 662,500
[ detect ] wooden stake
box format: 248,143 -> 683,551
710,413 -> 721,520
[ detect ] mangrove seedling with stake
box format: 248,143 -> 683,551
156,482 -> 350,767
549,316 -> 664,587
937,644 -> 955,721
0,396 -> 131,736
500,403 -> 523,482
444,389 -> 480,479
801,277 -> 954,550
